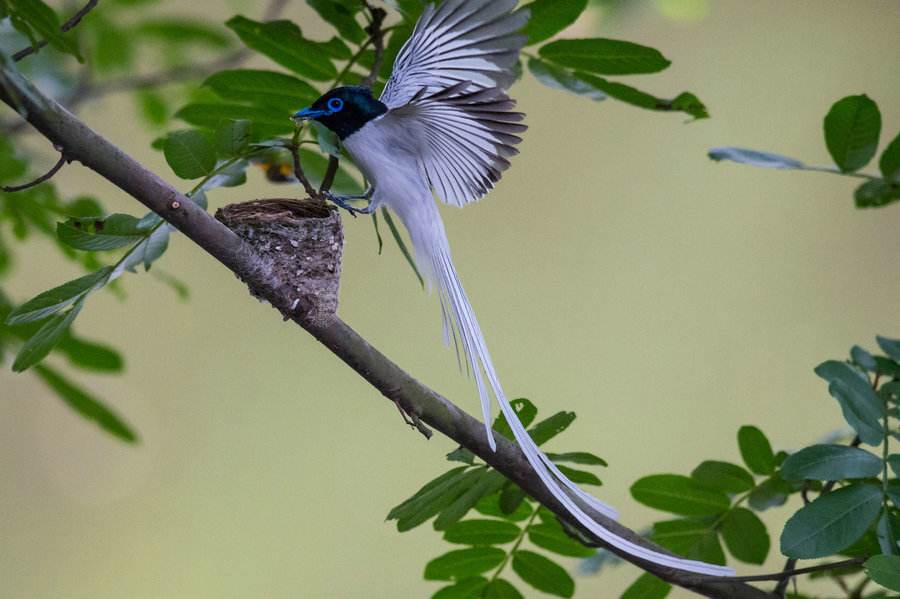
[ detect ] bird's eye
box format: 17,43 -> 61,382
328,98 -> 344,113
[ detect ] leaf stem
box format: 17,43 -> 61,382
489,504 -> 540,583
799,165 -> 882,181
1,150 -> 66,192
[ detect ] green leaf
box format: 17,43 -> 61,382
225,16 -> 336,80
691,460 -> 754,494
377,208 -> 424,287
175,103 -> 294,137
164,130 -> 217,179
204,69 -> 320,113
877,336 -> 900,362
539,38 -> 671,75
888,454 -> 900,478
57,214 -> 148,251
721,508 -> 770,564
493,398 -> 538,441
476,491 -> 533,522
511,550 -> 574,598
880,132 -> 900,182
815,361 -> 884,445
520,0 -> 588,44
866,555 -> 900,592
142,226 -> 171,271
823,94 -> 881,172
432,577 -> 489,599
620,573 -> 671,599
527,59 -> 605,101
5,267 -> 112,325
13,303 -> 82,372
780,483 -> 882,558
651,518 -> 715,556
393,468 -> 487,531
738,425 -> 776,475
528,411 -> 576,445
528,521 -> 594,557
136,90 -> 168,126
6,0 -> 81,59
575,74 -> 708,119
424,548 -> 506,581
748,475 -> 792,511
388,467 -> 469,520
446,447 -> 476,465
136,18 -> 232,48
307,0 -> 365,44
215,119 -> 252,158
299,149 -> 364,195
853,179 -> 900,209
56,335 -> 124,373
708,147 -> 805,170
631,475 -> 730,516
851,345 -> 877,370
876,510 -> 898,556
555,464 -> 601,486
781,444 -> 882,481
483,578 -> 523,599
547,452 -> 607,466
434,471 -> 506,530
34,364 -> 137,443
443,519 -> 521,546
499,482 -> 527,515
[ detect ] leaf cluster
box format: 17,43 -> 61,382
388,399 -> 606,598
710,94 -> 900,209
619,337 -> 900,598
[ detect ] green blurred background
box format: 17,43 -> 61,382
2,1 -> 899,597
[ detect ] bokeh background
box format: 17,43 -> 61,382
3,1 -> 900,597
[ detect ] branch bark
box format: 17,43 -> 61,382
0,63 -> 777,599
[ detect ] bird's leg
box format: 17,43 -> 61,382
322,187 -> 375,217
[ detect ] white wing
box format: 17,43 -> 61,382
390,83 -> 526,206
380,0 -> 527,110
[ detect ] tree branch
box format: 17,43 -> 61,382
710,558 -> 864,583
12,0 -> 100,62
1,148 -> 66,192
0,62 -> 776,599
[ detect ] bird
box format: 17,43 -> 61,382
293,0 -> 734,578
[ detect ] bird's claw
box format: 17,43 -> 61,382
322,190 -> 373,217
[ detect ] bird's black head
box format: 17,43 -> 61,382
293,86 -> 388,140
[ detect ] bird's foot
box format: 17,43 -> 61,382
322,190 -> 374,217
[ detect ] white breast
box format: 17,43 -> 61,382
342,114 -> 429,209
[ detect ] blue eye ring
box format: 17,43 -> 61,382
327,98 -> 344,113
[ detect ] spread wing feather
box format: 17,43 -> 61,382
381,0 -> 528,109
391,83 -> 526,206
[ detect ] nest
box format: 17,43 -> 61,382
216,198 -> 343,324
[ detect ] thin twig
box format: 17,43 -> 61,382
320,0 -> 387,192
359,1 -> 388,89
1,150 -> 66,192
290,129 -> 318,198
319,155 -> 340,194
13,0 -> 100,62
706,558 -> 865,583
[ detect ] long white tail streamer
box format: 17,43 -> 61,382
397,201 -> 735,578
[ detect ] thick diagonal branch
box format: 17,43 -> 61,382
0,66 -> 775,599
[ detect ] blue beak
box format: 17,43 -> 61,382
293,107 -> 328,121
